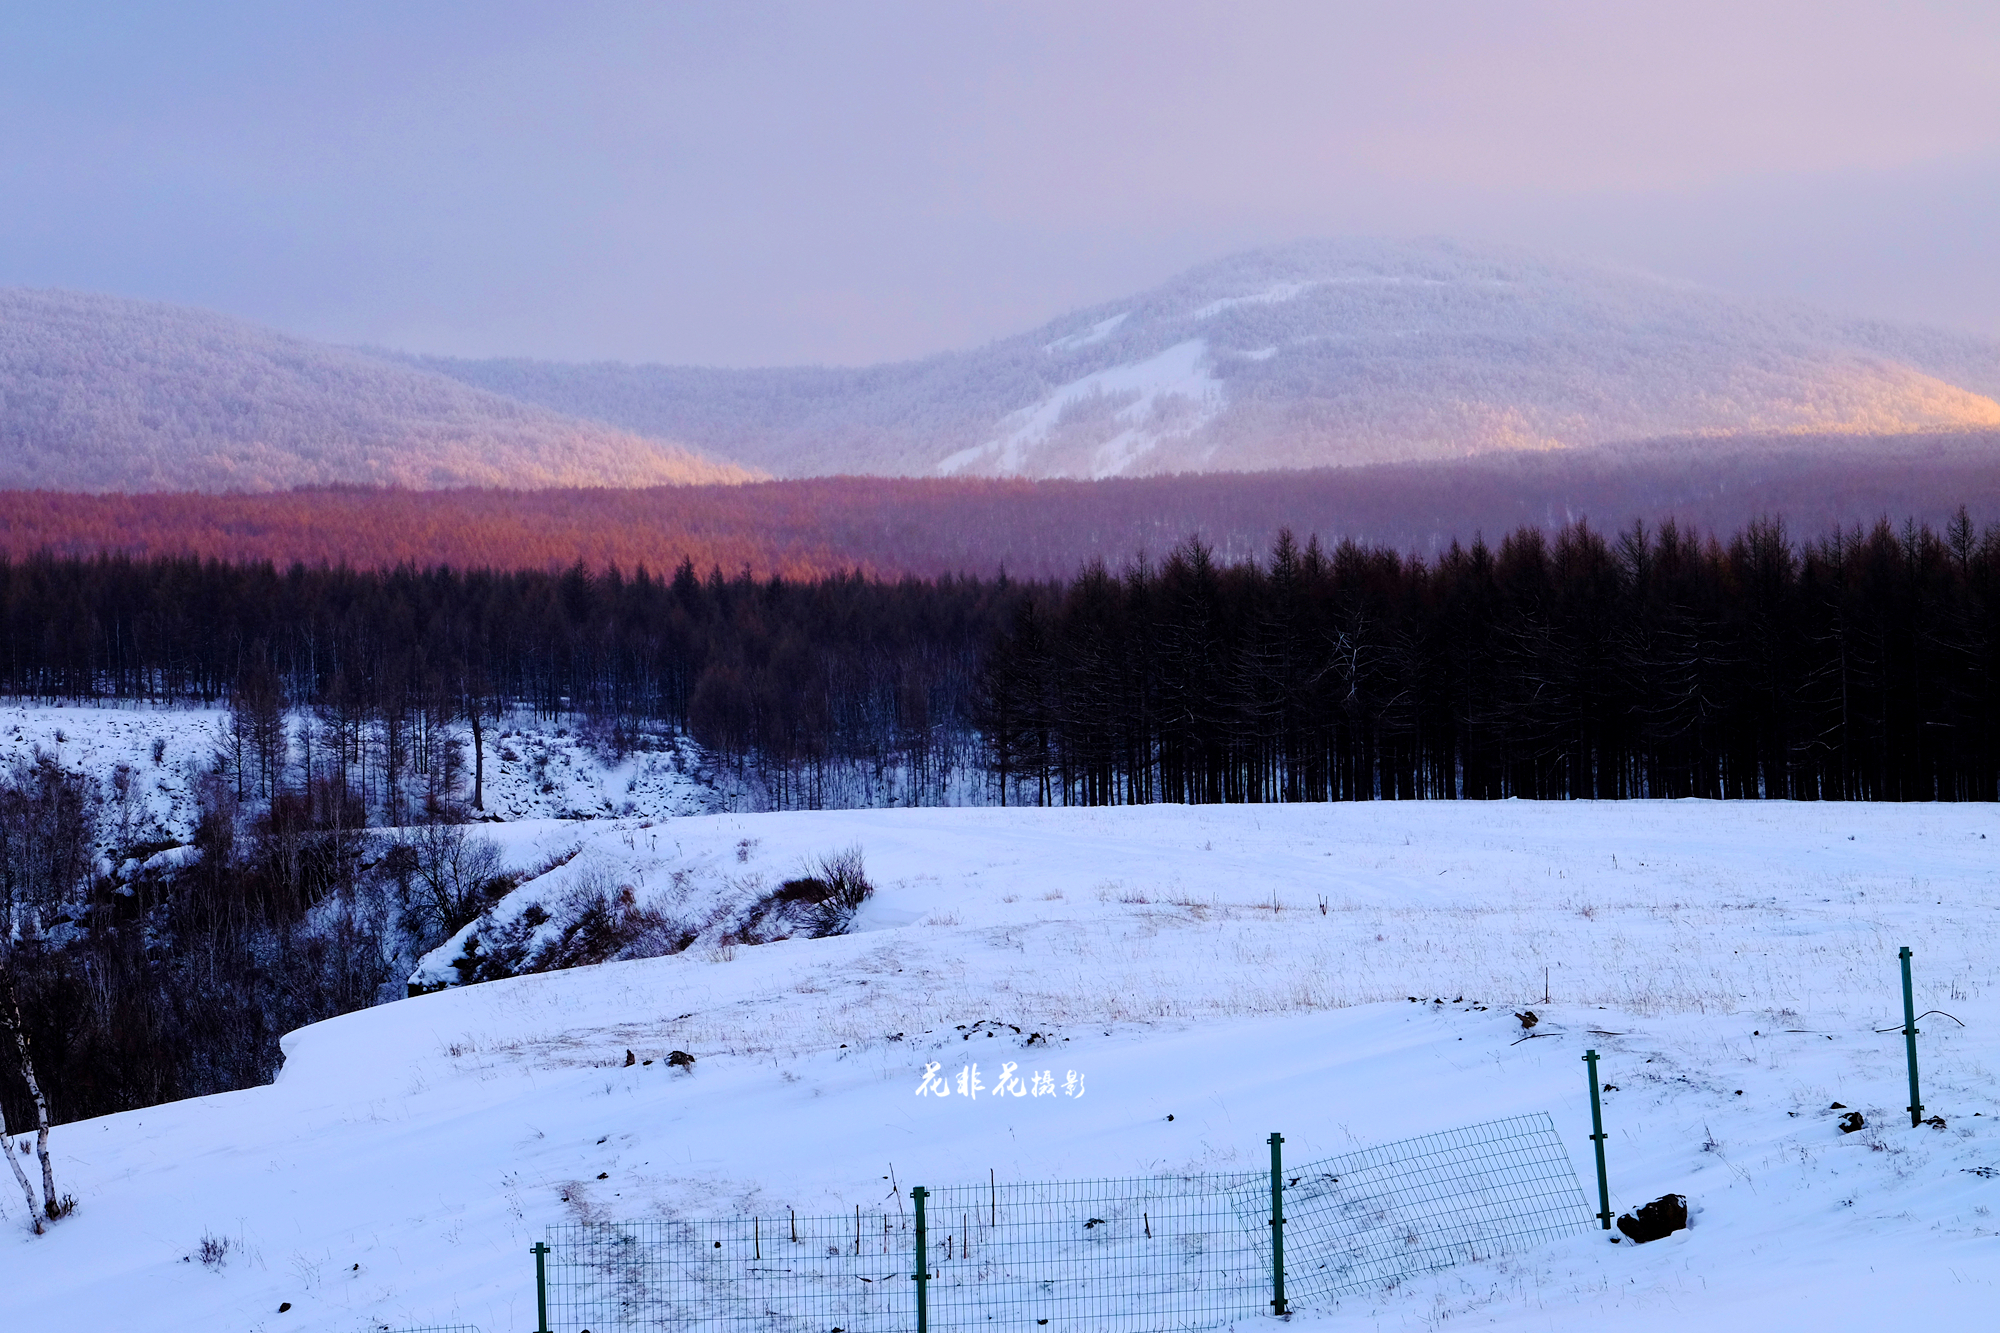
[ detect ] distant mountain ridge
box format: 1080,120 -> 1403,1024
0,288 -> 757,492
8,239 -> 2000,494
402,238 -> 2000,480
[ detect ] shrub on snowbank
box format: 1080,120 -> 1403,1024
736,847 -> 874,943
414,845 -> 873,992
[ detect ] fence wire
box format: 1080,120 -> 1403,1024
924,1170 -> 1267,1333
541,1113 -> 1589,1332
545,1209 -> 914,1333
1240,1112 -> 1593,1303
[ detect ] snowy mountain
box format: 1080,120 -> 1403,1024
16,241 -> 2000,493
0,288 -> 758,491
408,238 -> 2000,480
3,800 -> 1995,1331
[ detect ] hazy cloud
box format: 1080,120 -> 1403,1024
4,1 -> 1997,363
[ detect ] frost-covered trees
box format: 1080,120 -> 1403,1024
0,288 -> 755,492
407,238 -> 2000,479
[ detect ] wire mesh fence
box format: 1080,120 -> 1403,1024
922,1170 -> 1269,1333
1238,1113 -> 1594,1304
544,1209 -> 916,1333
537,1113 -> 1590,1332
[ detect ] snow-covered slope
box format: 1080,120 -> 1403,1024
0,703 -> 229,849
0,703 -> 726,836
407,238 -> 2000,480
5,801 -> 1998,1332
471,717 -> 722,822
0,288 -> 760,491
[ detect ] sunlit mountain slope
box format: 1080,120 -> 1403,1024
0,289 -> 758,491
407,238 -> 2000,479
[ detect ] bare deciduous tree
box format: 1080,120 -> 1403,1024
0,755 -> 95,1231
405,819 -> 504,939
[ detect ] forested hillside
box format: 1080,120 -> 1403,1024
0,288 -> 756,491
3,430 -> 1998,578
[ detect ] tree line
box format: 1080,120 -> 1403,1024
983,515 -> 2000,804
9,439 -> 2000,581
0,555 -> 1011,809
7,515 -> 2000,809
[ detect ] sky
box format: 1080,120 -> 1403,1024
4,1 -> 1999,366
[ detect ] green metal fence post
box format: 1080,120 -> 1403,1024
1582,1050 -> 1611,1230
912,1186 -> 930,1333
1900,946 -> 1924,1127
1267,1131 -> 1287,1317
531,1240 -> 551,1333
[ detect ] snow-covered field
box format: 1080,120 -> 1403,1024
4,801 -> 1999,1332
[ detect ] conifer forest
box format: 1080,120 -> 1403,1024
4,512 -> 1997,811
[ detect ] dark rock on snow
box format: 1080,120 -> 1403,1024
1616,1193 -> 1688,1244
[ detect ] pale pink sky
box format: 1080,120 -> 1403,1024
5,1 -> 1998,363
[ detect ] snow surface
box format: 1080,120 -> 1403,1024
0,702 -> 726,833
0,702 -> 230,849
1044,314 -> 1130,353
5,801 -> 2000,1332
1191,281 -> 1325,321
939,339 -> 1226,479
473,718 -> 720,822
